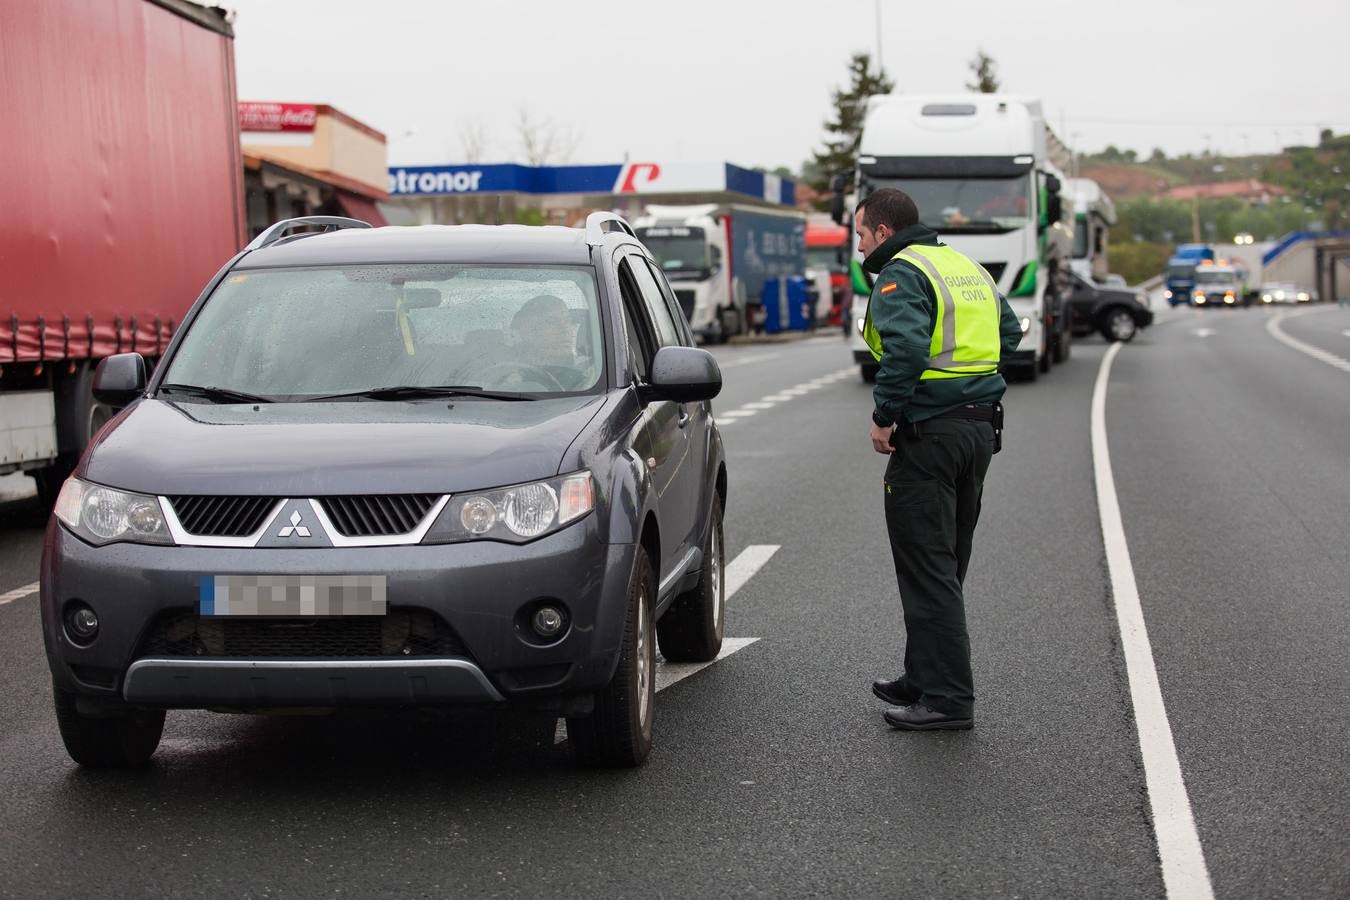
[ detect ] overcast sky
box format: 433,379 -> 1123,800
226,0 -> 1349,172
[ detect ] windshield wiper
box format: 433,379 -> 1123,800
937,221 -> 1016,234
159,383 -> 275,404
305,385 -> 536,402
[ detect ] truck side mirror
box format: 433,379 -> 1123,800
829,174 -> 848,225
93,353 -> 147,407
709,244 -> 723,273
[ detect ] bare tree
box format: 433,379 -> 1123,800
516,107 -> 580,166
966,50 -> 1000,94
457,117 -> 492,163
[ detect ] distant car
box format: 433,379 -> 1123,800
1067,273 -> 1154,342
41,213 -> 729,769
1258,283 -> 1313,304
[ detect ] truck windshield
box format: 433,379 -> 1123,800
637,228 -> 709,273
162,265 -> 605,400
866,175 -> 1031,232
805,247 -> 844,272
1168,263 -> 1196,282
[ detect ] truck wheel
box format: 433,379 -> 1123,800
1100,308 -> 1137,342
36,362 -> 115,508
657,495 -> 725,663
861,364 -> 878,383
567,551 -> 655,767
719,306 -> 742,343
53,687 -> 164,767
1052,326 -> 1070,364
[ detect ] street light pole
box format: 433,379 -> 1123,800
875,0 -> 883,70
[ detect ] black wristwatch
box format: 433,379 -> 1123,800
871,409 -> 893,428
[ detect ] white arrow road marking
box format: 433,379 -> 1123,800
0,582 -> 40,607
1093,343 -> 1215,899
554,545 -> 779,743
1341,329 -> 1350,339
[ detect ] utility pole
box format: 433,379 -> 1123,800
875,0 -> 883,72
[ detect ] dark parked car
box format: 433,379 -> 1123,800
42,214 -> 727,769
1067,273 -> 1154,342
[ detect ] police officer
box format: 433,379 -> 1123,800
855,188 -> 1023,731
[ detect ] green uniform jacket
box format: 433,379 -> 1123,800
864,224 -> 1024,425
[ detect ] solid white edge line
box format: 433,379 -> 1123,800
0,582 -> 40,606
724,544 -> 780,601
1267,309 -> 1350,373
1092,341 -> 1215,900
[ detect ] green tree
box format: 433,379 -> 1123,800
809,52 -> 895,204
966,50 -> 999,93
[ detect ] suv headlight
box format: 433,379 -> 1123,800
54,478 -> 173,546
423,472 -> 595,545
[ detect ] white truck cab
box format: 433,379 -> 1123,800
842,95 -> 1074,381
1067,178 -> 1116,283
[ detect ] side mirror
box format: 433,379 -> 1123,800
93,353 -> 147,407
709,244 -> 723,273
830,175 -> 847,226
1047,194 -> 1063,224
642,346 -> 722,404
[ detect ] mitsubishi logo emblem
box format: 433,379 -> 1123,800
277,510 -> 312,538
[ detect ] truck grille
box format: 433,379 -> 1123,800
168,496 -> 279,537
673,289 -> 696,321
135,609 -> 468,659
317,494 -> 439,537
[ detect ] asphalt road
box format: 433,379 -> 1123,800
0,306 -> 1347,897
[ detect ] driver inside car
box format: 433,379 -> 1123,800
504,293 -> 587,390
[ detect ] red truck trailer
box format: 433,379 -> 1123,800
0,0 -> 244,502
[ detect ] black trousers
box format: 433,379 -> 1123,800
883,417 -> 995,718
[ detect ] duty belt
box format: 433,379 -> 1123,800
900,402 -> 1004,453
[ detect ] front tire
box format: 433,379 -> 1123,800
657,495 -> 725,663
1100,307 -> 1138,342
568,552 -> 656,767
53,687 -> 164,768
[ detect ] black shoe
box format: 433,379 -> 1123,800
871,677 -> 920,706
883,703 -> 973,731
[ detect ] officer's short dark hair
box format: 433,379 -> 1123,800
856,189 -> 919,232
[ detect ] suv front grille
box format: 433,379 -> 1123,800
168,495 -> 279,537
317,494 -> 439,537
136,609 -> 468,659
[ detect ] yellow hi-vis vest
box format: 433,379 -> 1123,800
863,244 -> 1002,380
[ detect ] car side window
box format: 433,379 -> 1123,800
643,258 -> 696,346
616,258 -> 657,383
625,252 -> 682,347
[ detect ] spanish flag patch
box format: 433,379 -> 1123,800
880,282 -> 898,294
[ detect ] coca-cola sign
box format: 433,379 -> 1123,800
239,102 -> 318,133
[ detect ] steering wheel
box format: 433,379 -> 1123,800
476,360 -> 568,392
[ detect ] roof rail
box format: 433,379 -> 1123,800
584,211 -> 636,246
245,216 -> 373,252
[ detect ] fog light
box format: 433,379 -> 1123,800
532,606 -> 566,638
65,605 -> 99,644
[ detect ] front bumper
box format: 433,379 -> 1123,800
41,517 -> 636,710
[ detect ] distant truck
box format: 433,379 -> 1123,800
805,218 -> 850,328
633,204 -> 806,343
0,0 -> 245,503
1164,244 -> 1216,305
1066,178 -> 1116,282
838,94 -> 1075,381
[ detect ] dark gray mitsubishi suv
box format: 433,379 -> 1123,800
41,213 -> 727,768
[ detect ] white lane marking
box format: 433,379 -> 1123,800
1192,328 -> 1217,338
724,544 -> 780,600
1092,342 -> 1215,899
1341,329 -> 1350,339
1267,309 -> 1350,373
717,352 -> 781,369
656,637 -> 760,691
554,545 -> 779,744
742,401 -> 776,410
713,367 -> 853,426
0,582 -> 40,606
718,409 -> 757,419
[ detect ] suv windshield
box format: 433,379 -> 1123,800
163,264 -> 605,400
866,175 -> 1031,232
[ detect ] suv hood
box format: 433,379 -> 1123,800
82,396 -> 606,497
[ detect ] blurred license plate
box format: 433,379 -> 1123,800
200,575 -> 387,616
